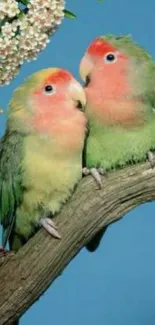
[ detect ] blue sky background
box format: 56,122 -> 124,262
1,0 -> 155,324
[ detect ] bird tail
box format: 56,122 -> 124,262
12,320 -> 19,325
85,227 -> 107,252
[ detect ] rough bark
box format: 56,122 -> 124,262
0,160 -> 155,325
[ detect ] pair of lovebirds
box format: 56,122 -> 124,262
1,34 -> 155,256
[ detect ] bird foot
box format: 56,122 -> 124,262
0,246 -> 15,258
39,217 -> 61,239
82,167 -> 105,189
147,151 -> 155,169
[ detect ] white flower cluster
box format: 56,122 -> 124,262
0,0 -> 65,85
0,0 -> 20,20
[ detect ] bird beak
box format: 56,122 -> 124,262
79,54 -> 94,83
0,107 -> 3,114
68,80 -> 86,111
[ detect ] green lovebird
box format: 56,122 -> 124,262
0,68 -> 87,254
79,35 -> 155,251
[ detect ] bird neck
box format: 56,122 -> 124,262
86,96 -> 149,128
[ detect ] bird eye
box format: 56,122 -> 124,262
104,52 -> 117,64
44,84 -> 55,95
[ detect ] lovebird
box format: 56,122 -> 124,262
80,35 -> 155,251
0,68 -> 87,254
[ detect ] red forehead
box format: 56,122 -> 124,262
87,37 -> 117,56
44,70 -> 72,84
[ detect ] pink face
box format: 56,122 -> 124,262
85,37 -> 129,97
28,69 -> 85,130
27,69 -> 87,148
80,38 -> 143,126
33,70 -> 75,119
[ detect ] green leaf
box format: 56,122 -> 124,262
19,0 -> 30,4
64,9 -> 76,19
97,0 -> 104,2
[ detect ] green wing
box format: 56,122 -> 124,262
0,130 -> 24,247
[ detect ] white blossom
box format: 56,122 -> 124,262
0,0 -> 20,19
0,0 -> 65,85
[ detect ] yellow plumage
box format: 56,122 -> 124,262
0,68 -> 86,251
15,131 -> 82,238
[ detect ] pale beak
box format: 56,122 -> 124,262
79,54 -> 94,83
0,107 -> 3,114
68,79 -> 86,110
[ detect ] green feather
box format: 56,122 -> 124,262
0,130 -> 24,249
86,35 -> 155,170
85,35 -> 155,251
0,69 -> 85,252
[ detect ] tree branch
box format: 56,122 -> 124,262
0,160 -> 155,325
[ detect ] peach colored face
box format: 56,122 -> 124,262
80,37 -> 129,96
32,69 -> 85,118
26,69 -> 86,134
79,38 -> 143,126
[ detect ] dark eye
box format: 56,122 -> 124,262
44,84 -> 55,95
104,52 -> 117,63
